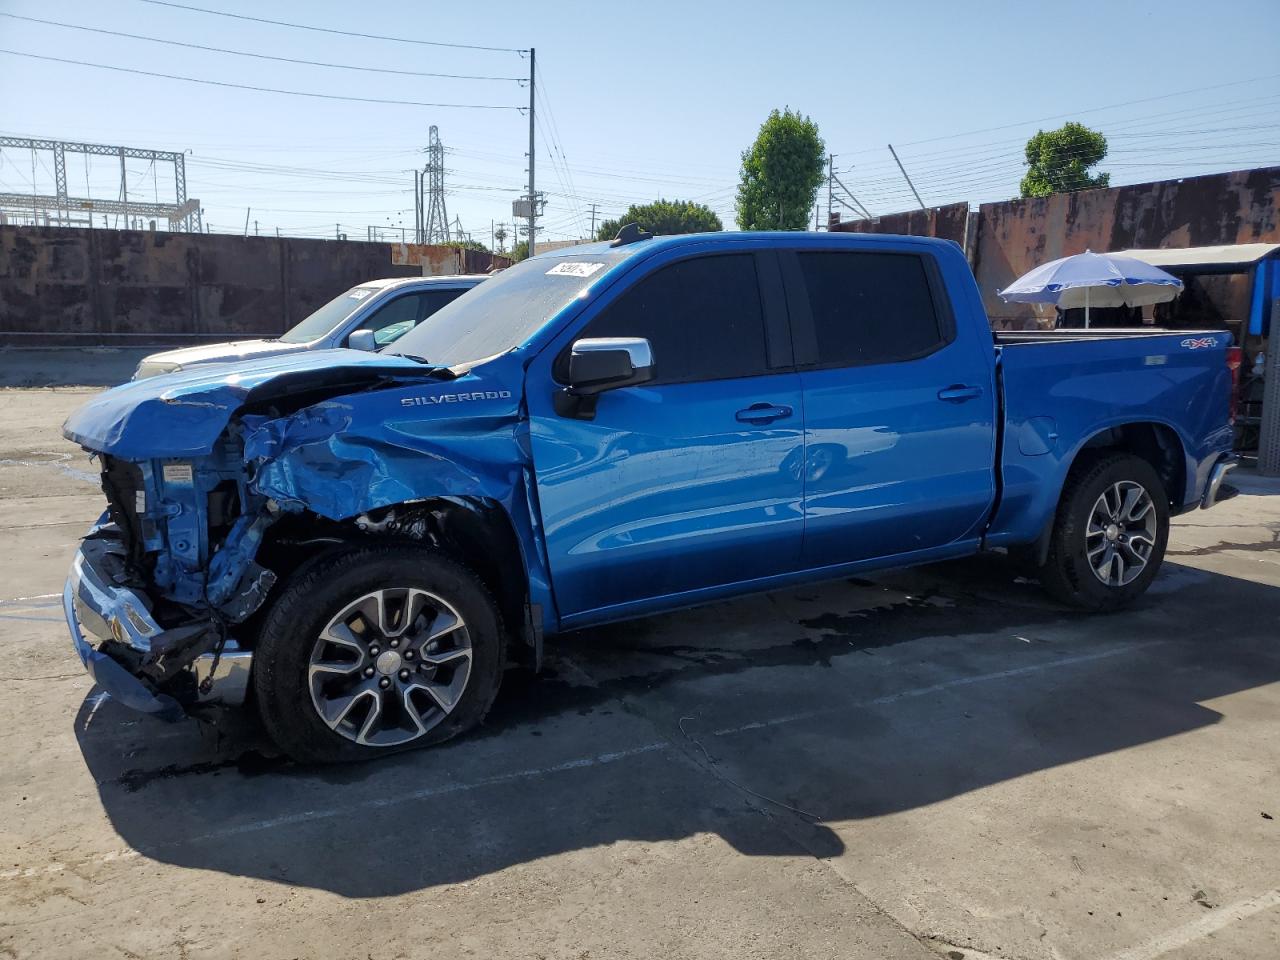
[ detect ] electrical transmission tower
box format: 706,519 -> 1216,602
421,126 -> 450,244
0,136 -> 199,231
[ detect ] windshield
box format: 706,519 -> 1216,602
387,252 -> 629,366
278,285 -> 381,343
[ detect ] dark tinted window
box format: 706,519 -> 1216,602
573,254 -> 768,384
798,252 -> 943,367
420,288 -> 467,318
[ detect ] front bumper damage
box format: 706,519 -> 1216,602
64,525 -> 252,721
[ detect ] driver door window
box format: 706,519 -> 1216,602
561,255 -> 768,383
353,293 -> 426,347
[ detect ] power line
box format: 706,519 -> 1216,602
0,14 -> 526,81
139,0 -> 527,53
831,72 -> 1280,156
0,50 -> 524,110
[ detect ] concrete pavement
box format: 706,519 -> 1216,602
2,386 -> 1278,959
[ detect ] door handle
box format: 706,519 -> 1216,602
937,384 -> 983,402
735,402 -> 793,425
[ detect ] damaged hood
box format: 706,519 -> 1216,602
136,338 -> 311,374
63,349 -> 449,460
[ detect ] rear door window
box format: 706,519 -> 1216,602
568,254 -> 769,385
797,252 -> 945,367
419,288 -> 468,319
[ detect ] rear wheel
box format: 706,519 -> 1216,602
1038,453 -> 1170,610
254,545 -> 505,763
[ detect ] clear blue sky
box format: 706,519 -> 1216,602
1,0 -> 1278,244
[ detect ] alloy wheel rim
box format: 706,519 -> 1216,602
1085,481 -> 1157,587
308,588 -> 472,747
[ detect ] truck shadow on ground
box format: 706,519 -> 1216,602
75,554 -> 1280,898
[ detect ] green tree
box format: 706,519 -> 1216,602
736,108 -> 825,230
441,239 -> 489,254
595,199 -> 723,241
510,240 -> 529,262
1020,122 -> 1110,198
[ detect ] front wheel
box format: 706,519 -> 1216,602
253,545 -> 506,763
1038,453 -> 1170,610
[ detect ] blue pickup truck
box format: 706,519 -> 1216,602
62,230 -> 1237,762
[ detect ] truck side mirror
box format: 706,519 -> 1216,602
348,329 -> 377,352
555,337 -> 654,419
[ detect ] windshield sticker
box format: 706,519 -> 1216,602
349,289 -> 374,300
546,262 -> 605,278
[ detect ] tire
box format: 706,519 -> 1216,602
1038,453 -> 1170,611
253,544 -> 505,764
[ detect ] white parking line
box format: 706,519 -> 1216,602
0,592 -> 60,606
1104,889 -> 1280,960
711,642 -> 1164,737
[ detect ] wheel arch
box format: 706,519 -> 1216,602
1025,420 -> 1187,566
1073,421 -> 1187,509
253,496 -> 540,665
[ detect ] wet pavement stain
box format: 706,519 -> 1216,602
113,750 -> 288,793
1167,536 -> 1280,557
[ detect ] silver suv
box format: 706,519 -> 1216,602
133,275 -> 485,379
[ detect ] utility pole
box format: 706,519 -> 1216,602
254,219 -> 259,237
413,170 -> 421,244
526,46 -> 536,256
888,144 -> 927,212
243,207 -> 250,237
588,202 -> 599,239
826,154 -> 834,230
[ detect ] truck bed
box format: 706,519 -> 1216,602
986,327 -> 1234,547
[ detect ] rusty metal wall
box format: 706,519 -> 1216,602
976,166 -> 1280,328
0,226 -> 503,345
830,203 -> 970,248
827,166 -> 1280,331
390,243 -> 513,275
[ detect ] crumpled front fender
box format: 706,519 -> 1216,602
243,404 -> 519,521
238,355 -> 557,629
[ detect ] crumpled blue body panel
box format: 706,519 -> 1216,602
239,355 -> 525,519
63,349 -> 442,460
235,352 -> 555,620
62,347 -> 557,631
